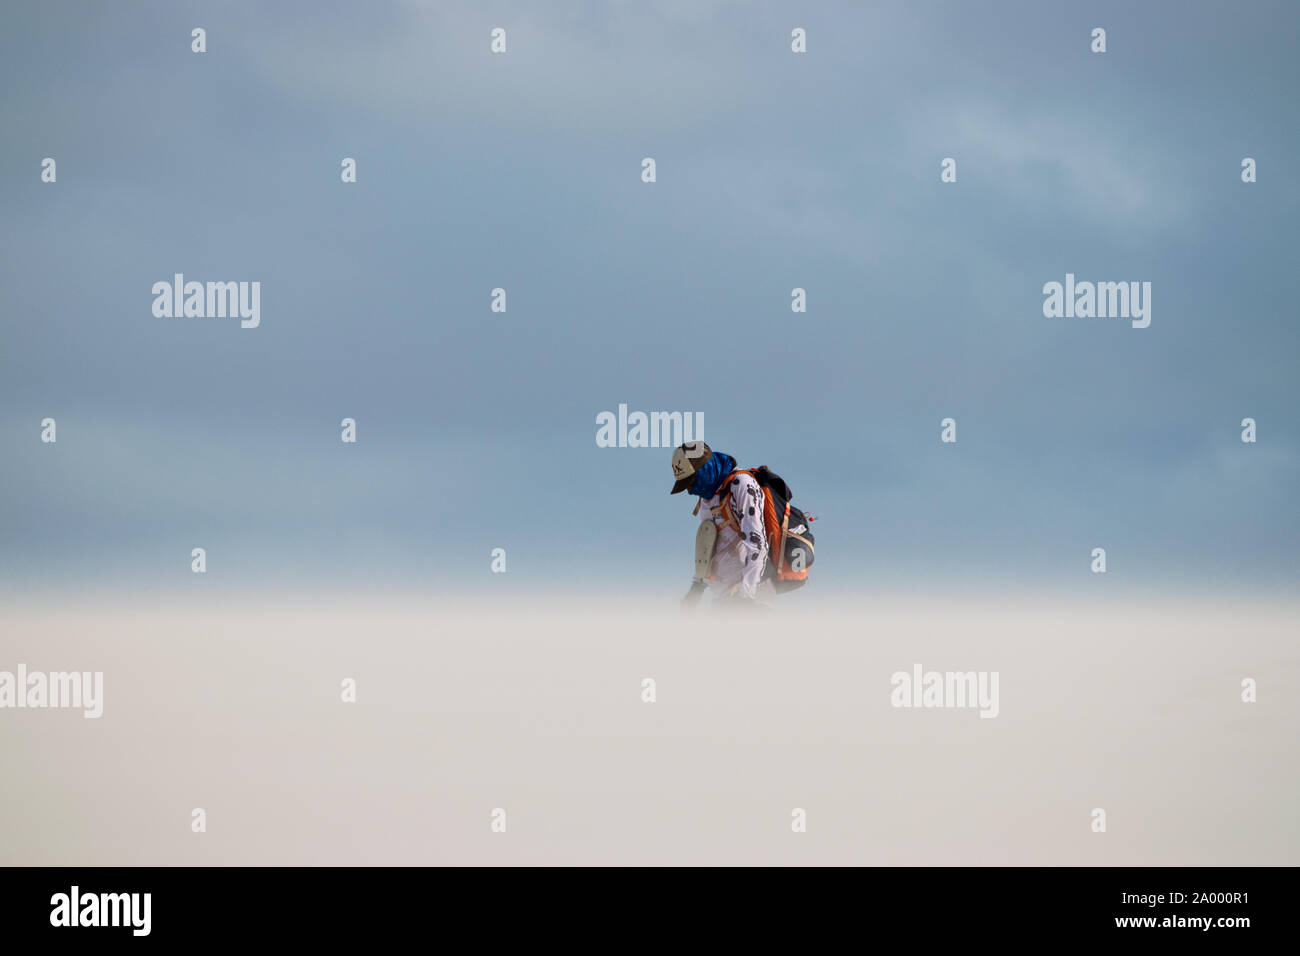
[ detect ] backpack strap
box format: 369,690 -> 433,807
715,470 -> 750,531
775,501 -> 791,574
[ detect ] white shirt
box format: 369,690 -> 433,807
699,471 -> 769,599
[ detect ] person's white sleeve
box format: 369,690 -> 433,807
733,476 -> 768,599
694,519 -> 717,581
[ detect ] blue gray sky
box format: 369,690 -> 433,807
2,0 -> 1297,595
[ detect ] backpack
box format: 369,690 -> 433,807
717,466 -> 816,593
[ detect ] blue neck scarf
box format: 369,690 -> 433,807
690,452 -> 736,499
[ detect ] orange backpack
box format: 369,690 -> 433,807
715,467 -> 816,592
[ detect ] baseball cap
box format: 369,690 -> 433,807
669,440 -> 712,494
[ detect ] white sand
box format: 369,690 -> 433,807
1,593 -> 1295,865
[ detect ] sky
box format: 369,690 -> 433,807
1,0 -> 1297,597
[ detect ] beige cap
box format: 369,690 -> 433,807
670,441 -> 713,494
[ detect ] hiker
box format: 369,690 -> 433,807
670,441 -> 774,607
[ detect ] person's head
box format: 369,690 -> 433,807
669,441 -> 712,495
669,441 -> 735,499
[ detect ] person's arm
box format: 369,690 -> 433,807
682,519 -> 716,607
693,519 -> 717,581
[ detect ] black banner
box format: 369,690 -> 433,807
0,866 -> 1285,943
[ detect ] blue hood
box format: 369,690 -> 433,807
690,452 -> 736,499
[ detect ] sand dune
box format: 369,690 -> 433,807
1,593 -> 1295,865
